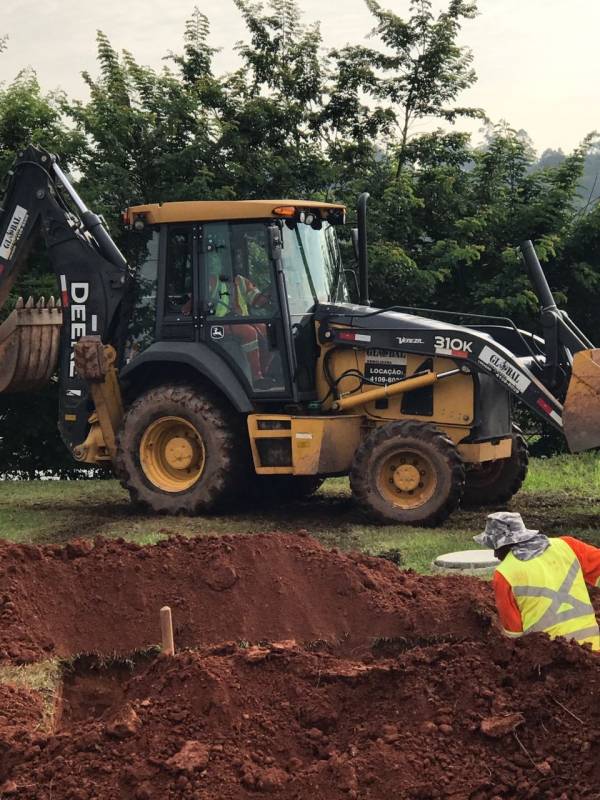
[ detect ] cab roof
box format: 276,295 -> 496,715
125,199 -> 346,225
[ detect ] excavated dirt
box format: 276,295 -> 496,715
0,533 -> 494,663
0,683 -> 44,731
1,533 -> 600,799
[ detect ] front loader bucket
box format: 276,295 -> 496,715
0,297 -> 62,393
563,348 -> 600,452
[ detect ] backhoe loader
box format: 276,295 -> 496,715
1,145 -> 598,525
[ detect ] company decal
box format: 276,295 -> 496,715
364,348 -> 407,385
66,281 -> 91,379
0,205 -> 29,261
395,336 -> 424,345
434,335 -> 473,359
211,325 -> 225,340
478,345 -> 531,394
338,330 -> 372,343
536,396 -> 563,426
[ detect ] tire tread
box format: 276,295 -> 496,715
349,420 -> 465,526
115,383 -> 245,515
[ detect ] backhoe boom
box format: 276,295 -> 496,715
0,145 -> 127,454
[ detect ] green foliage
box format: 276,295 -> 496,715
68,30 -> 223,226
344,0 -> 482,170
0,70 -> 82,175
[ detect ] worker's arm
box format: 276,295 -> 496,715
239,276 -> 269,309
492,571 -> 523,636
561,536 -> 600,587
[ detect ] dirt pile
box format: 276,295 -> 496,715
0,533 -> 494,663
1,532 -> 600,799
0,683 -> 44,731
2,636 -> 600,799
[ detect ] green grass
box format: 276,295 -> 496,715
1,454 -> 600,573
521,451 -> 600,494
0,660 -> 62,731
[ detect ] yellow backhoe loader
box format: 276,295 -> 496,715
1,145 -> 599,525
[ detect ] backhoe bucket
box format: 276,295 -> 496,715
0,297 -> 62,393
563,348 -> 600,452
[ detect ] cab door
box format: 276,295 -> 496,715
157,223 -> 198,341
199,220 -> 291,398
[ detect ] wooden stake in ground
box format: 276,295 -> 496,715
160,606 -> 175,656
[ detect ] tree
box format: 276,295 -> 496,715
0,70 -> 82,176
214,0 -> 330,198
68,28 -> 226,233
339,0 -> 482,175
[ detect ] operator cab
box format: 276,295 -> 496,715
124,200 -> 349,402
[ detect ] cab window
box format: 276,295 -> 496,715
204,222 -> 275,318
165,226 -> 193,316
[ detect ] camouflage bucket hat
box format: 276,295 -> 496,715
473,511 -> 539,551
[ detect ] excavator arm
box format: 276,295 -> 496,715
0,145 -> 127,456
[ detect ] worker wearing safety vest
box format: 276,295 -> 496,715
475,512 -> 600,651
210,273 -> 265,318
207,240 -> 270,384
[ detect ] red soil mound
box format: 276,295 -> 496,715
3,636 -> 600,800
0,533 -> 494,663
0,683 -> 44,731
1,532 -> 600,799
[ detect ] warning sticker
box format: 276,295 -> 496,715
364,348 -> 407,385
478,345 -> 531,394
0,205 -> 29,261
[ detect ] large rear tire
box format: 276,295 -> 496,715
350,420 -> 465,526
115,384 -> 245,514
461,433 -> 529,508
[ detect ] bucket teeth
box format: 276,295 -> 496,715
48,296 -> 56,309
0,294 -> 63,393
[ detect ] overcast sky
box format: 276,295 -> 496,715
2,0 -> 599,154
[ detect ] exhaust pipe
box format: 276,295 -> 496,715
357,192 -> 370,306
520,240 -> 557,311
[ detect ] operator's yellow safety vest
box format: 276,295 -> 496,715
211,276 -> 250,318
496,537 -> 600,650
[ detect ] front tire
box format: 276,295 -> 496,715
350,420 -> 465,526
115,384 -> 244,514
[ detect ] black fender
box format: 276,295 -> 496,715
119,341 -> 253,413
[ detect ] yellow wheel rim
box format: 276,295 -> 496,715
140,416 -> 206,492
376,448 -> 437,509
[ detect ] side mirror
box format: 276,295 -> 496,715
351,228 -> 359,261
357,192 -> 370,306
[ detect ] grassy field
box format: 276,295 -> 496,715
1,453 -> 600,572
